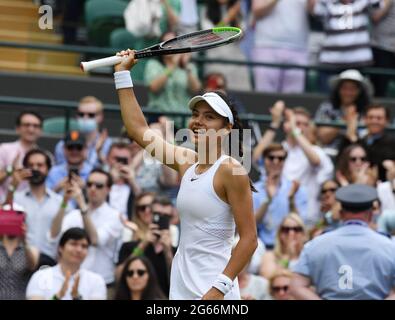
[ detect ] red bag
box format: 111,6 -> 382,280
0,203 -> 25,236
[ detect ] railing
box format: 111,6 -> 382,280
1,95 -> 395,133
1,40 -> 395,90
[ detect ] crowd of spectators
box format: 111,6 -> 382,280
1,0 -> 394,300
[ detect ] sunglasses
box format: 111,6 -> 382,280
137,204 -> 151,211
280,226 -> 303,234
20,122 -> 41,129
349,156 -> 367,163
86,181 -> 105,189
126,269 -> 147,277
66,145 -> 83,151
267,155 -> 286,162
321,188 -> 337,195
77,112 -> 96,118
272,285 -> 289,293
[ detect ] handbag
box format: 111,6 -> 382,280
0,202 -> 25,236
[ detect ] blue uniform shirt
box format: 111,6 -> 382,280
293,220 -> 395,300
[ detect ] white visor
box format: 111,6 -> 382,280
188,92 -> 234,125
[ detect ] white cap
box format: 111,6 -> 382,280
188,92 -> 234,125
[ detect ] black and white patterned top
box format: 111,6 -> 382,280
0,241 -> 32,300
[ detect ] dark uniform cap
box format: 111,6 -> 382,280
335,184 -> 378,213
64,130 -> 85,147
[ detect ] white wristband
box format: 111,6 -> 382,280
212,274 -> 233,296
114,70 -> 133,90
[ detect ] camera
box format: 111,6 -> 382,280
153,212 -> 170,230
115,157 -> 129,165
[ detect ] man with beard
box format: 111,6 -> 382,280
10,149 -> 64,267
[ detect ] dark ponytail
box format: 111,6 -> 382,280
213,91 -> 257,192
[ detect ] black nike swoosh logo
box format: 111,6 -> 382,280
190,178 -> 199,182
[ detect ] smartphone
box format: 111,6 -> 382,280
0,208 -> 25,236
153,213 -> 170,230
68,166 -> 79,181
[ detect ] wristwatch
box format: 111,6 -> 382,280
6,165 -> 13,177
80,209 -> 88,216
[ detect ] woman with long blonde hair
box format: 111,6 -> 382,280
260,213 -> 306,279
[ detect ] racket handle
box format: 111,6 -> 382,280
80,55 -> 123,72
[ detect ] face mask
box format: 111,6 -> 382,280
77,118 -> 97,133
29,169 -> 46,185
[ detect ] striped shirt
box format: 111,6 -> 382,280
314,0 -> 382,67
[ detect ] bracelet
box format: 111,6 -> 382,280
114,70 -> 133,90
212,274 -> 233,296
6,165 -> 13,177
8,184 -> 15,193
60,201 -> 67,209
132,247 -> 144,257
164,67 -> 173,77
52,294 -> 60,300
268,123 -> 280,131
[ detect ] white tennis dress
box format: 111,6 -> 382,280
170,155 -> 240,300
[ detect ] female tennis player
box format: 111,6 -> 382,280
113,49 -> 257,300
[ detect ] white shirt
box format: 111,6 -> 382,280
378,181 -> 395,212
26,264 -> 106,300
282,142 -> 334,226
60,202 -> 123,284
14,188 -> 63,259
109,184 -> 131,218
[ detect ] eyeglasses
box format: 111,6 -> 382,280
280,226 -> 303,234
66,145 -> 83,151
77,112 -> 96,118
126,269 -> 147,278
349,156 -> 367,163
321,188 -> 337,195
86,181 -> 105,189
137,204 -> 151,211
267,155 -> 286,162
272,285 -> 289,293
20,123 -> 41,129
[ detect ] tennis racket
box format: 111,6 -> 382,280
80,27 -> 242,72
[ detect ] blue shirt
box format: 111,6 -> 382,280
252,175 -> 308,247
46,162 -> 93,191
54,134 -> 112,167
293,221 -> 395,300
14,188 -> 63,259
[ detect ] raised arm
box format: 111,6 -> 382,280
252,101 -> 285,164
115,50 -> 197,175
286,109 -> 321,167
371,0 -> 393,23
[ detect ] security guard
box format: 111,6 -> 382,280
290,184 -> 395,300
